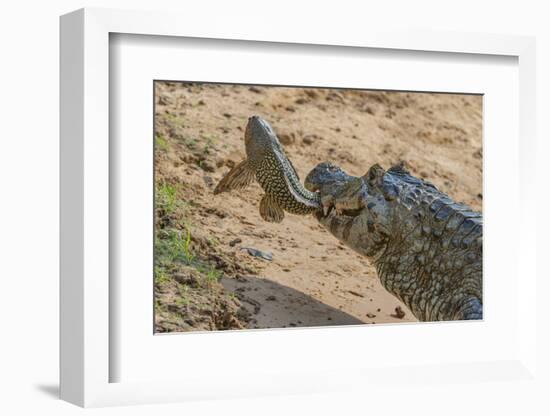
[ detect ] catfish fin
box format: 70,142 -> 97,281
259,194 -> 284,223
214,159 -> 255,194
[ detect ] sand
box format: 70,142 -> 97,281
154,82 -> 482,332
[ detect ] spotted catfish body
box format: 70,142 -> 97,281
305,162 -> 483,321
214,116 -> 321,222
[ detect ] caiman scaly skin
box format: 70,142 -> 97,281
305,162 -> 483,321
214,116 -> 320,222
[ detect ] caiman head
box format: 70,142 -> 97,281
303,162 -> 353,192
305,162 -> 393,258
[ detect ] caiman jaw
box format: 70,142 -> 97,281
305,162 -> 356,217
304,162 -> 350,192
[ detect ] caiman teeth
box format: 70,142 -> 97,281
323,205 -> 334,217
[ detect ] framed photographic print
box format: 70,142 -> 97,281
60,7 -> 537,407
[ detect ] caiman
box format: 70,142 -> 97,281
304,162 -> 483,322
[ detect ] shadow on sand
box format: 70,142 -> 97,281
222,275 -> 365,329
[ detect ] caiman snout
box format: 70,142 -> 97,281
305,162 -> 351,192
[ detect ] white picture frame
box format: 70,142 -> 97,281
60,7 -> 537,408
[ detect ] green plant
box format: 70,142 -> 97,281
155,133 -> 169,151
165,112 -> 185,128
175,286 -> 190,306
154,225 -> 223,290
156,183 -> 178,215
185,137 -> 198,149
206,267 -> 222,284
201,134 -> 216,142
182,227 -> 194,264
154,266 -> 171,286
175,297 -> 189,307
155,228 -> 194,266
206,235 -> 220,247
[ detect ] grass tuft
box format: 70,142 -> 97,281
154,266 -> 171,286
156,183 -> 180,215
204,265 -> 222,285
155,133 -> 169,151
156,228 -> 194,265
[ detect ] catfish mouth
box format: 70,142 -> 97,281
245,115 -> 279,151
245,115 -> 265,142
246,115 -> 274,135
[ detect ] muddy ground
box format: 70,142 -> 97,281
153,82 -> 482,333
